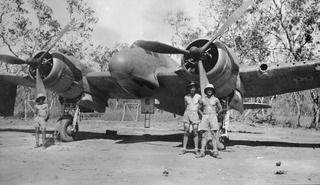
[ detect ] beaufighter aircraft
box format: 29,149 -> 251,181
1,0 -> 320,142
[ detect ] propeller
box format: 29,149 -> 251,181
133,40 -> 190,55
198,60 -> 209,96
135,0 -> 253,96
135,0 -> 253,58
201,0 -> 254,51
0,55 -> 29,65
0,19 -> 74,67
35,68 -> 46,101
0,19 -> 75,101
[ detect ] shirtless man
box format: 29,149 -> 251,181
197,84 -> 222,158
180,82 -> 201,155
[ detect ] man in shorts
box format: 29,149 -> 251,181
180,82 -> 201,155
34,94 -> 49,148
197,84 -> 222,158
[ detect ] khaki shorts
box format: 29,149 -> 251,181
198,114 -> 218,131
34,117 -> 46,128
182,110 -> 200,124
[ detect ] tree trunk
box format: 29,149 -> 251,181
293,93 -> 302,128
310,91 -> 320,129
316,108 -> 320,129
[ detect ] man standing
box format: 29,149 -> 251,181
197,84 -> 222,158
34,94 -> 49,148
180,82 -> 201,155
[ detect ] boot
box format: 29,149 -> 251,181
42,128 -> 46,149
35,127 -> 40,148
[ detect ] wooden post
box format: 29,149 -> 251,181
24,99 -> 27,121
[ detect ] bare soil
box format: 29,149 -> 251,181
0,118 -> 320,185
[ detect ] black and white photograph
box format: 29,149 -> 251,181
0,0 -> 320,184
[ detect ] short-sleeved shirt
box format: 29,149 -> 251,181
184,93 -> 201,111
35,104 -> 48,117
183,93 -> 201,124
34,103 -> 48,128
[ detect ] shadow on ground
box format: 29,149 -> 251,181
76,131 -> 320,148
1,128 -> 319,148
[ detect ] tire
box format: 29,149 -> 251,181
217,130 -> 226,150
58,115 -> 78,142
219,135 -> 229,150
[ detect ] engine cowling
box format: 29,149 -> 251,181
28,51 -> 83,99
181,39 -> 240,98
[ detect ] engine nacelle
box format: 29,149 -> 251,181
29,51 -> 83,99
181,39 -> 240,98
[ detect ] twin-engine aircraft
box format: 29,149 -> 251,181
1,0 -> 320,142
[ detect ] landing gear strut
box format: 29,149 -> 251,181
217,99 -> 231,149
56,103 -> 80,142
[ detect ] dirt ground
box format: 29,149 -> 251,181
0,118 -> 320,185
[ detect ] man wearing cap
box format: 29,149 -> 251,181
180,81 -> 201,155
34,94 -> 49,148
197,84 -> 222,158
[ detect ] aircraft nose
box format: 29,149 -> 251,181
109,51 -> 132,75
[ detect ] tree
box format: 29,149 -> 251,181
165,10 -> 202,48
165,0 -> 320,128
0,0 -> 100,116
254,0 -> 320,127
89,43 -> 129,72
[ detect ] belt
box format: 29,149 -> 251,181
186,109 -> 198,112
203,112 -> 217,115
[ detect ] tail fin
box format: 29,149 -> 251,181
0,80 -> 17,116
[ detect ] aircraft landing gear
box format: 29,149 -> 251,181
219,108 -> 231,148
56,103 -> 80,142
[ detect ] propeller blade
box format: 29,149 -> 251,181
35,68 -> 46,101
134,40 -> 190,55
39,19 -> 75,61
202,0 -> 254,50
198,60 -> 209,96
0,55 -> 27,64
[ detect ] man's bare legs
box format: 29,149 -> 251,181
193,124 -> 199,155
181,123 -> 200,155
211,130 -> 219,157
41,128 -> 46,149
180,123 -> 190,154
35,127 -> 40,148
196,131 -> 207,158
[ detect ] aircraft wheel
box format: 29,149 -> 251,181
219,135 -> 229,149
58,116 -> 78,142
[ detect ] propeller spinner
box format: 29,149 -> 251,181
134,0 -> 253,96
0,19 -> 75,100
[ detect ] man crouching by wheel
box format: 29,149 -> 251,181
180,82 -> 201,156
197,84 -> 222,158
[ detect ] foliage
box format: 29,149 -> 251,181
0,0 -> 123,117
165,0 -> 320,127
89,43 -> 129,71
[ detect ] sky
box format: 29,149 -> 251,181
0,0 -> 201,54
86,0 -> 200,46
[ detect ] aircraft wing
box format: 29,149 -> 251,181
240,60 -> 320,97
0,73 -> 35,87
0,73 -> 35,116
156,70 -> 188,115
